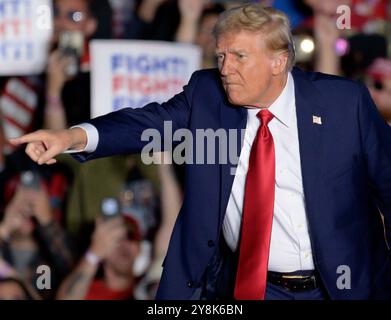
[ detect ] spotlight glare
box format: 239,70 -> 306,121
300,38 -> 315,54
335,38 -> 350,56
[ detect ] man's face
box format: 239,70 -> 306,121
216,30 -> 275,107
53,0 -> 95,38
106,238 -> 139,277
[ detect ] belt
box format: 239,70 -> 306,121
267,271 -> 319,292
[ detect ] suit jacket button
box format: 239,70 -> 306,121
187,281 -> 194,288
208,240 -> 215,247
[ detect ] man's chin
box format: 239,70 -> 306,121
227,95 -> 245,106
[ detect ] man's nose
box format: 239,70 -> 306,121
219,58 -> 232,77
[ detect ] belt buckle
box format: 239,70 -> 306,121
281,275 -> 314,292
281,275 -> 309,279
268,271 -> 317,292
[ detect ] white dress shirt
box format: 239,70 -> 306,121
222,72 -> 315,272
71,72 -> 315,272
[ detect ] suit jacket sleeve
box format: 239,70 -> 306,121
72,71 -> 200,162
357,83 -> 391,243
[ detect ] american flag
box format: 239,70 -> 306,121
0,77 -> 38,154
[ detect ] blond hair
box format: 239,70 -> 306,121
213,3 -> 295,71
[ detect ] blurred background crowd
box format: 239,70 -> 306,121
0,0 -> 390,300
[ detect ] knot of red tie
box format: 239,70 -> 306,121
257,109 -> 274,138
257,109 -> 274,126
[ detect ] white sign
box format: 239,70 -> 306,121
0,0 -> 53,75
90,40 -> 202,118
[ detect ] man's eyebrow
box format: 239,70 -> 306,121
228,49 -> 248,54
215,49 -> 248,55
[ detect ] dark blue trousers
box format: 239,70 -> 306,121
265,281 -> 326,300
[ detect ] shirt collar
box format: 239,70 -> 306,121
247,72 -> 295,128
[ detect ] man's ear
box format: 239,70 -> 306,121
271,53 -> 288,75
85,17 -> 97,38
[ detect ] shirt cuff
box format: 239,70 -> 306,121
63,123 -> 99,154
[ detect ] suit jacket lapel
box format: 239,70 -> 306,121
292,68 -> 326,222
219,99 -> 247,230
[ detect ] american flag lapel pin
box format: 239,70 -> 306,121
312,116 -> 322,125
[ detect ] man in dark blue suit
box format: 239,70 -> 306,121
11,4 -> 391,300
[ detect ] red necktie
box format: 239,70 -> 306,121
234,109 -> 275,300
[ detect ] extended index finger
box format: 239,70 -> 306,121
9,130 -> 45,146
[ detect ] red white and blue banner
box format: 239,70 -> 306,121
0,0 -> 53,75
90,40 -> 201,117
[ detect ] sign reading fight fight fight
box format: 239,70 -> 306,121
0,0 -> 53,75
90,40 -> 201,117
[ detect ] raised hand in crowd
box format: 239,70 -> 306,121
313,11 -> 341,75
89,217 -> 127,260
46,50 -> 75,98
44,50 -> 74,130
56,217 -> 126,300
304,0 -> 351,15
0,187 -> 31,241
0,184 -> 53,233
25,186 -> 54,227
138,0 -> 169,23
305,0 -> 350,76
176,0 -> 206,43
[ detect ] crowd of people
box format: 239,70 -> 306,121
0,0 -> 390,300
